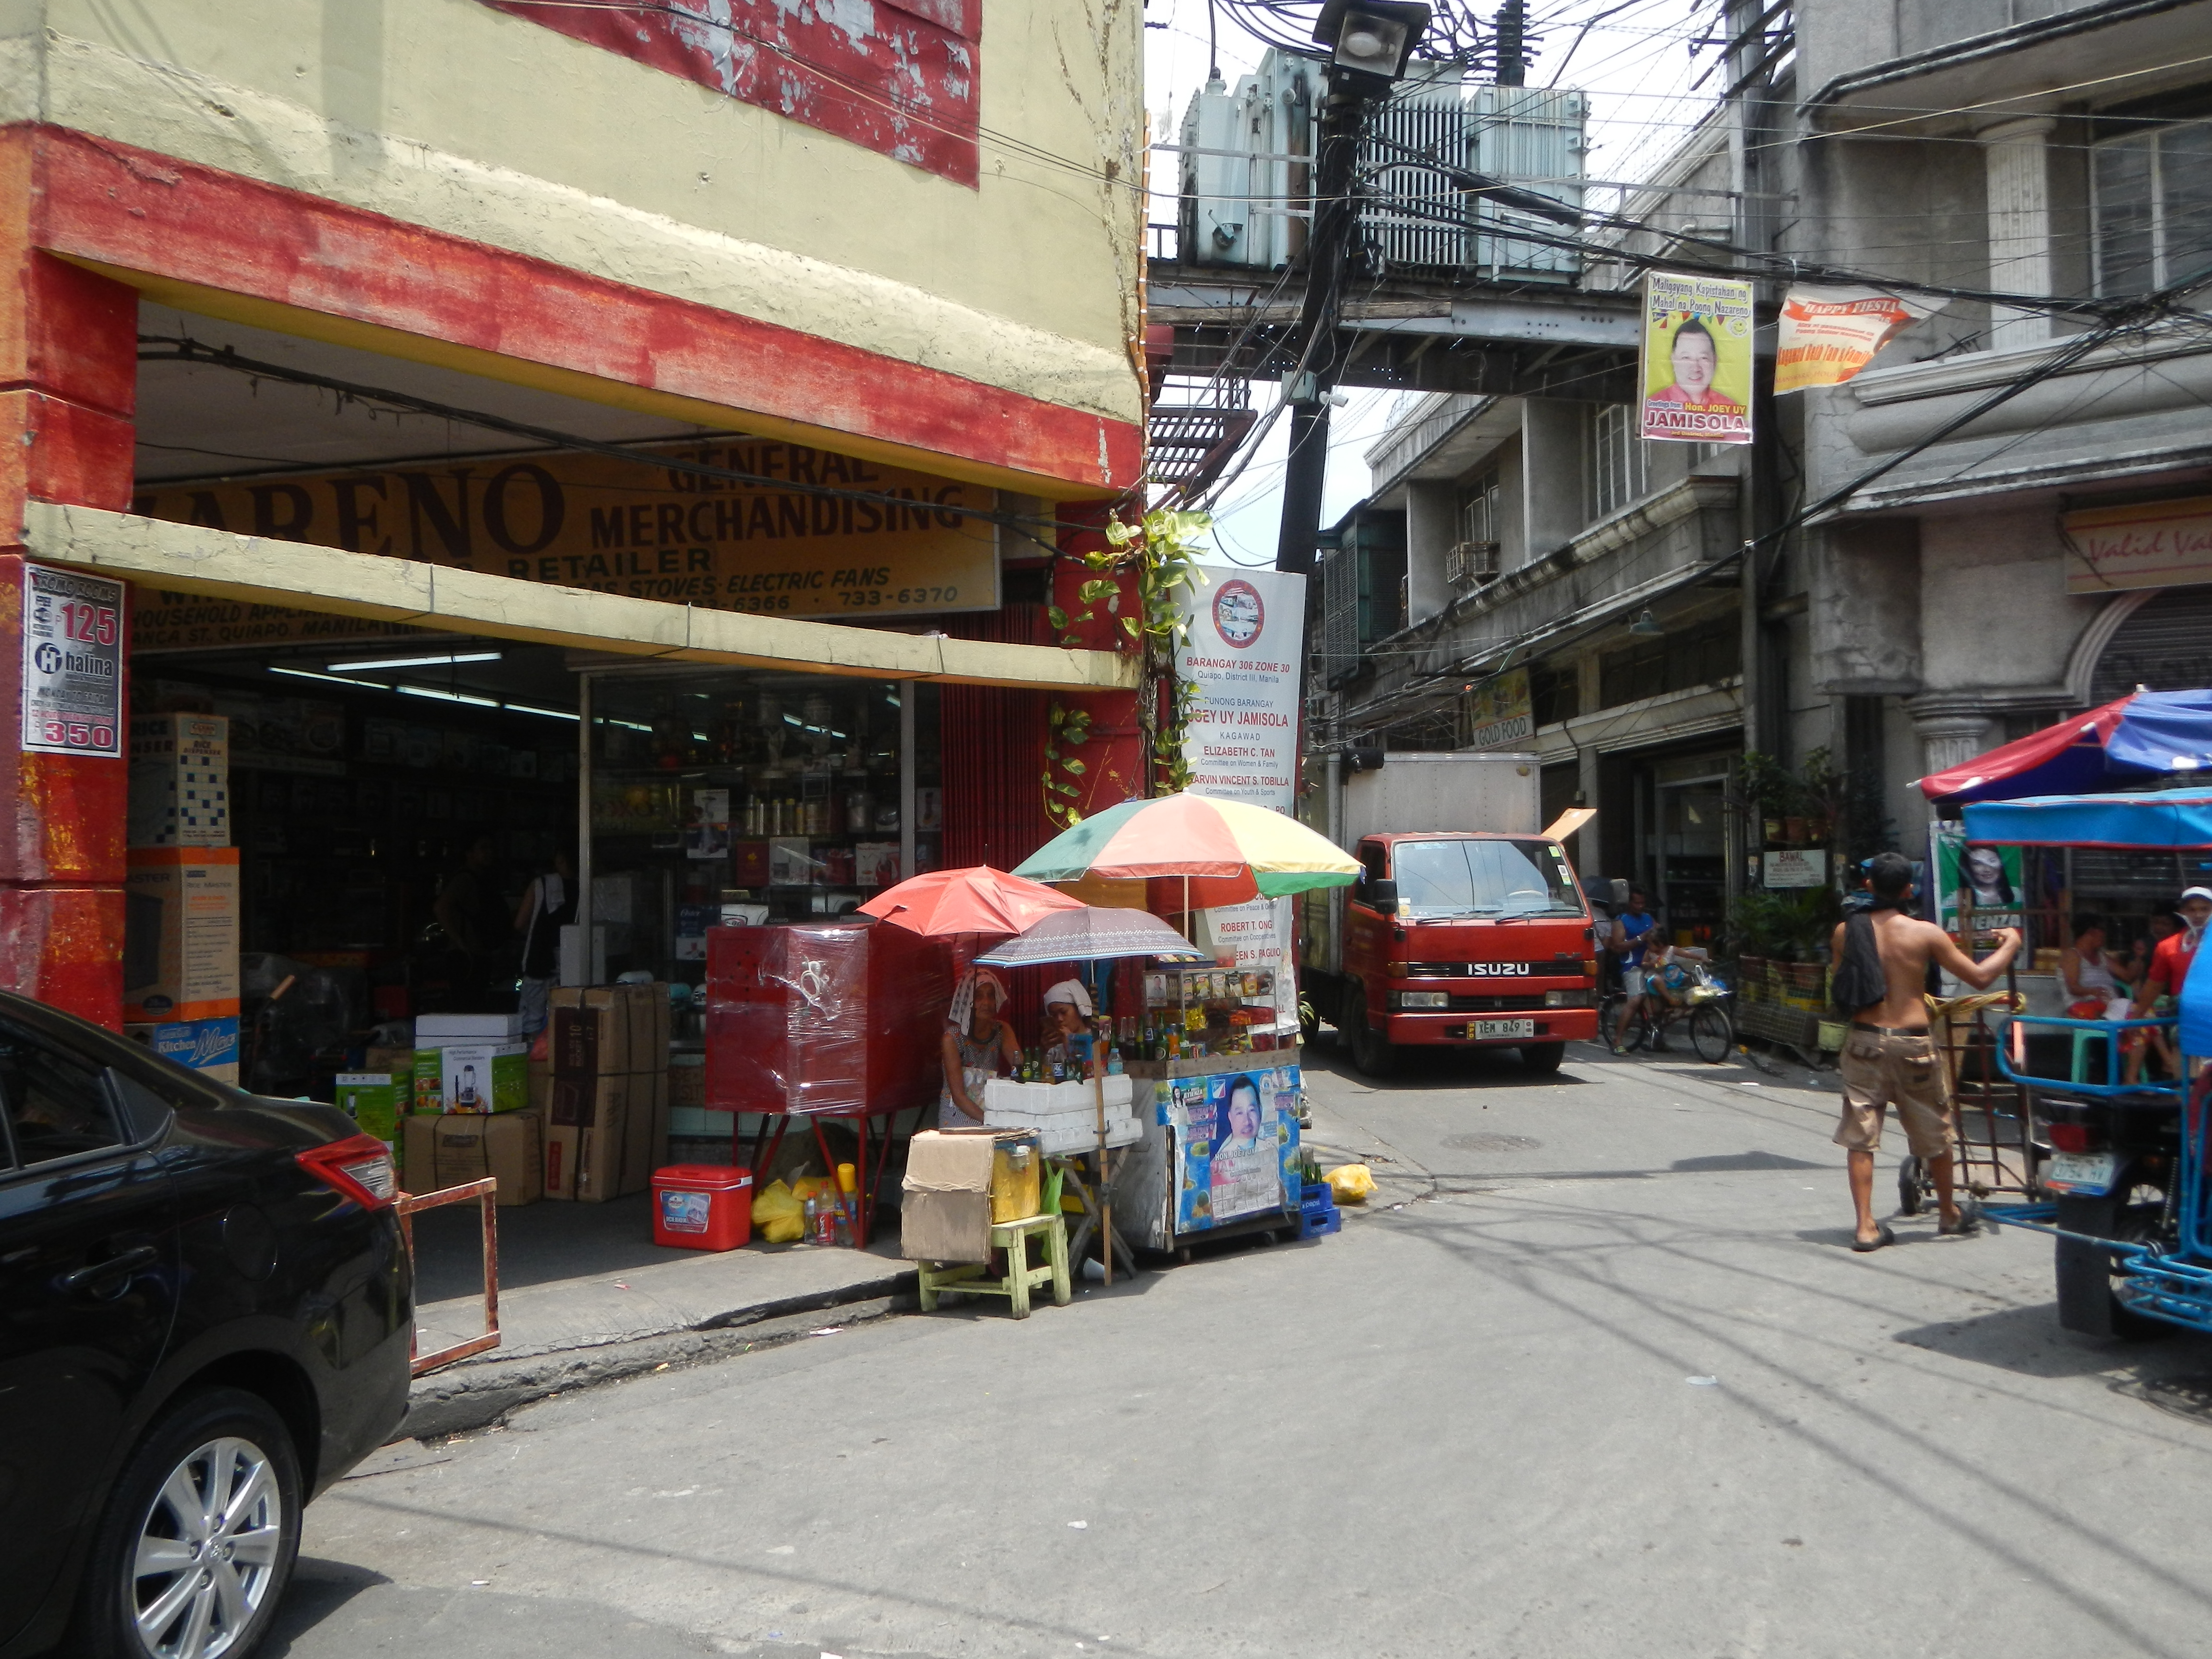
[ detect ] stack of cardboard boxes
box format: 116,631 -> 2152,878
123,714 -> 240,1085
400,1011 -> 543,1205
544,984 -> 671,1201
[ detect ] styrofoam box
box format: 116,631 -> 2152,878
417,1012 -> 525,1041
984,1074 -> 1134,1118
1038,1115 -> 1141,1154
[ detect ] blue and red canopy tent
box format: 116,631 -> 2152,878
1919,689 -> 2212,805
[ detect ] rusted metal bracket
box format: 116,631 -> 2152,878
397,1178 -> 501,1377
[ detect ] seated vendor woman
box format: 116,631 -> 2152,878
2060,915 -> 2126,1018
1042,979 -> 1098,1078
940,967 -> 1022,1129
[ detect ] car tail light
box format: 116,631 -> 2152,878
2048,1123 -> 2098,1154
298,1132 -> 398,1211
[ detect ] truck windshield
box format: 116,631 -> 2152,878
1393,839 -> 1583,921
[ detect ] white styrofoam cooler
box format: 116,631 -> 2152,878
985,1074 -> 1141,1149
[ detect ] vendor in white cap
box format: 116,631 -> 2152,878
2126,885 -> 2212,1081
1042,978 -> 1098,1081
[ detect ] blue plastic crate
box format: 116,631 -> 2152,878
1297,1204 -> 1341,1240
1300,1183 -> 1335,1215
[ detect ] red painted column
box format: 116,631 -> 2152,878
0,130 -> 139,1025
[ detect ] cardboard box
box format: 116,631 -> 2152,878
900,1130 -> 996,1263
334,1072 -> 403,1154
625,983 -> 660,1076
549,987 -> 628,1076
125,1017 -> 241,1087
438,1042 -> 529,1113
402,1110 -> 543,1205
124,849 -> 240,1023
129,714 -> 230,849
365,1044 -> 414,1078
410,1048 -> 444,1114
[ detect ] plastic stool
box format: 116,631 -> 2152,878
2069,1028 -> 2111,1084
915,1213 -> 1071,1319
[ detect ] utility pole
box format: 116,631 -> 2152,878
1272,2 -> 1433,577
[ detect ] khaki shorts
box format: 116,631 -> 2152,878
1835,1027 -> 1955,1159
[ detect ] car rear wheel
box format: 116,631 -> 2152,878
73,1386 -> 302,1659
2054,1179 -> 2169,1341
1520,1042 -> 1565,1075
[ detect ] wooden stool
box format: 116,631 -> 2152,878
915,1213 -> 1071,1319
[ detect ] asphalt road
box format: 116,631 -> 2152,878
270,1038 -> 2212,1659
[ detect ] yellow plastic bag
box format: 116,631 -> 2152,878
753,1178 -> 802,1229
1326,1163 -> 1375,1204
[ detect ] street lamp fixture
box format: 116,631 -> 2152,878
1312,1 -> 1431,89
1628,609 -> 1665,637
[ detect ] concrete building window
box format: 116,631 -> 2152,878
1598,615 -> 1739,709
1586,404 -> 1646,520
1458,472 -> 1503,550
2093,115 -> 2212,294
1531,662 -> 1580,727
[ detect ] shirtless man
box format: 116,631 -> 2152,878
1828,851 -> 2020,1251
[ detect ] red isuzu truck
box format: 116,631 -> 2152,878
1299,751 -> 1600,1076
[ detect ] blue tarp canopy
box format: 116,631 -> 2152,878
1960,787 -> 2212,851
1962,787 -> 2212,1057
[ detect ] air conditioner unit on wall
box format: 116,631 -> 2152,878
1445,541 -> 1501,587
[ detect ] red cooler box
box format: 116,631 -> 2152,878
651,1165 -> 754,1251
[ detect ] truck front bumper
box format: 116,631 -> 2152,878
1385,1010 -> 1599,1046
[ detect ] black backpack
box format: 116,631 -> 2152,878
1830,910 -> 1887,1015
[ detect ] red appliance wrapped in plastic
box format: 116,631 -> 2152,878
705,922 -> 954,1118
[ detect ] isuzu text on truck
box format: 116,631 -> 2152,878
1299,752 -> 1600,1075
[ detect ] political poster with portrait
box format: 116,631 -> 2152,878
1773,284 -> 1942,394
1929,822 -> 2025,941
1640,272 -> 1755,445
1166,1064 -> 1302,1233
1173,564 -> 1306,813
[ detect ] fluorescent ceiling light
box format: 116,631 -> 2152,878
326,650 -> 503,673
504,703 -> 578,721
396,683 -> 501,708
269,665 -> 362,687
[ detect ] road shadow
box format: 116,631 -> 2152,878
1890,1299 -> 2212,1383
1302,1028 -> 1597,1092
262,1558 -> 390,1654
1673,1151 -> 1827,1172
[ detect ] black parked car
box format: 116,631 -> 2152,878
0,990 -> 413,1659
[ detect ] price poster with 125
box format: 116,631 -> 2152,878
22,563 -> 124,757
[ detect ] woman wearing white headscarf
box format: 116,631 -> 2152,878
939,966 -> 1021,1128
1041,978 -> 1095,1079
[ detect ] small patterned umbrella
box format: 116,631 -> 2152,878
974,907 -> 1210,967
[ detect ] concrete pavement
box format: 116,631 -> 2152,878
274,1036 -> 2212,1659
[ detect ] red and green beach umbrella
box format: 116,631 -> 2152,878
1014,792 -> 1359,912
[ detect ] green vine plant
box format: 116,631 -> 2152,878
1039,507 -> 1212,817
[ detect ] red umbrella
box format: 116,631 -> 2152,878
856,866 -> 1087,937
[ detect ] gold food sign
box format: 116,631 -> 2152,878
131,439 -> 1001,650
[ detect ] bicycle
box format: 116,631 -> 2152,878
1598,981 -> 1734,1064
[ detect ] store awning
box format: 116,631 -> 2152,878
32,503 -> 1139,692
1918,690 -> 2212,805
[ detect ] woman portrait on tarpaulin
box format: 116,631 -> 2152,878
1645,317 -> 1746,415
1965,847 -> 2016,909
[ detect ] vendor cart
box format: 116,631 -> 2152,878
1955,787 -> 2212,1338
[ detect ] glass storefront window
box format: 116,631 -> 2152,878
581,668 -> 941,987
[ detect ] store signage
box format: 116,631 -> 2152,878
132,597 -> 429,655
2060,497 -> 2212,594
1762,849 -> 1828,890
1462,667 -> 1534,749
1772,285 -> 1941,393
1640,272 -> 1754,445
129,439 -> 1001,642
22,562 -> 124,757
1174,564 -> 1306,812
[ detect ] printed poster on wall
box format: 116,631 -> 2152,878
1930,822 -> 2024,940
1174,564 -> 1306,813
1196,897 -> 1302,1033
22,563 -> 125,757
1165,1064 -> 1302,1233
1640,272 -> 1755,445
1773,284 -> 1941,394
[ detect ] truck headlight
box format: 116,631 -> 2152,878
1393,990 -> 1449,1010
1544,990 -> 1590,1009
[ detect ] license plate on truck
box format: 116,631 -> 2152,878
2044,1152 -> 2119,1195
1467,1018 -> 1536,1041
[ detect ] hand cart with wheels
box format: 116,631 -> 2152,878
1895,988 -> 2035,1217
